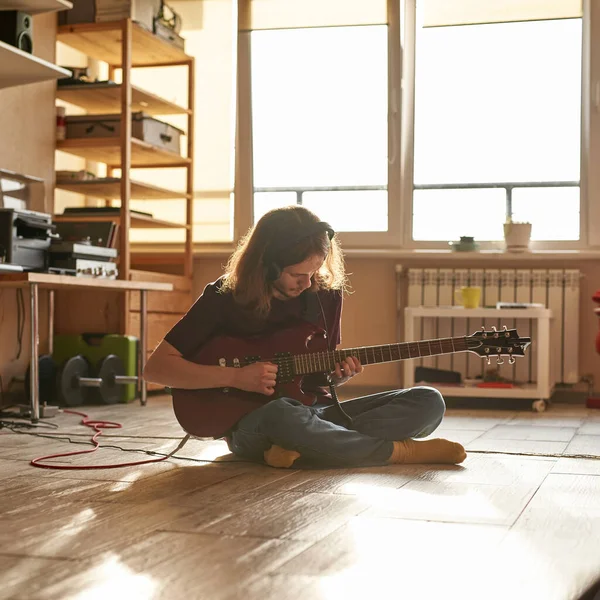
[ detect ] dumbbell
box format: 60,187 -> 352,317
57,354 -> 138,406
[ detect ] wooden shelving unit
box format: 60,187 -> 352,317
53,213 -> 189,229
56,178 -> 189,200
0,0 -> 72,14
56,137 -> 192,168
56,83 -> 190,116
54,18 -> 195,361
57,21 -> 189,67
0,40 -> 70,90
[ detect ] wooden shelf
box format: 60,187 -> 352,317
53,213 -> 189,229
56,137 -> 191,168
57,21 -> 191,67
56,83 -> 190,116
56,177 -> 189,200
0,0 -> 72,14
0,40 -> 70,90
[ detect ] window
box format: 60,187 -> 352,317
411,7 -> 583,243
250,25 -> 389,231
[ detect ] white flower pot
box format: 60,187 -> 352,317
503,222 -> 532,253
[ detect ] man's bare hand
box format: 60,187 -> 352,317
332,356 -> 363,384
233,362 -> 278,395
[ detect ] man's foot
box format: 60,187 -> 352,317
264,444 -> 301,468
388,438 -> 467,465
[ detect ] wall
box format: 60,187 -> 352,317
0,13 -> 57,400
193,254 -> 600,396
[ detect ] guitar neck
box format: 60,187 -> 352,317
295,336 -> 470,375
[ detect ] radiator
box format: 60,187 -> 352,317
399,267 -> 580,386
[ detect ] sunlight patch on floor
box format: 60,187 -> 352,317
67,554 -> 157,600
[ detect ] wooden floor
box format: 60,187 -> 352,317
2,396 -> 600,600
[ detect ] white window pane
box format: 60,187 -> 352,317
413,16 -> 582,185
251,26 -> 388,189
302,190 -> 387,232
511,187 -> 580,241
253,192 -> 297,223
413,188 -> 506,241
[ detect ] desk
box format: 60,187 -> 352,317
0,273 -> 173,421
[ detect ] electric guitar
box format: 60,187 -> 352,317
171,321 -> 531,439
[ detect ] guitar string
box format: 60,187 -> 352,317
255,337 -> 470,375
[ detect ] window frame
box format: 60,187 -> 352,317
234,0 -> 595,251
400,0 -> 591,251
234,0 -> 403,247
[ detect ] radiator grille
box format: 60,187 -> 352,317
400,268 -> 580,385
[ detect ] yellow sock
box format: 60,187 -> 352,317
263,445 -> 301,468
388,438 -> 467,465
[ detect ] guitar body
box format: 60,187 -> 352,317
171,321 -> 329,438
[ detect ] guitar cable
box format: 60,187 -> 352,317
317,293 -> 354,429
326,374 -> 354,429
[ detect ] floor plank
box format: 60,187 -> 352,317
0,500 -> 192,560
478,424 -> 577,442
578,421 -> 600,435
565,435 -> 600,457
254,465 -> 416,495
507,415 -> 587,428
360,478 -> 539,526
31,531 -> 312,600
275,516 -> 509,599
170,489 -> 369,542
466,438 -> 569,455
551,457 -> 600,476
412,453 -> 555,486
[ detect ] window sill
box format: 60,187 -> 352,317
342,248 -> 600,261
131,243 -> 600,262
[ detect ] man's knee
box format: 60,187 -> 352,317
260,397 -> 304,430
414,386 -> 446,423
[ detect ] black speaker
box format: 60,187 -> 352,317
0,11 -> 33,54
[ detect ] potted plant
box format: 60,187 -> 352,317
503,218 -> 532,253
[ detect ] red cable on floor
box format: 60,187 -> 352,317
30,409 -> 190,470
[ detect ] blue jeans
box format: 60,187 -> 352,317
227,386 -> 445,468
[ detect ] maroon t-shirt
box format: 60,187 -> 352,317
164,277 -> 343,403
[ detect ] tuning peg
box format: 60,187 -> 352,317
491,326 -> 497,331
486,357 -> 491,365
497,357 -> 505,365
508,356 -> 516,365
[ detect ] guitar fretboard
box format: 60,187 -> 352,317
293,336 -> 470,375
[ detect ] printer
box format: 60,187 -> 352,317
0,208 -> 55,270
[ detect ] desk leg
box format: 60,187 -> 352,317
48,290 -> 54,356
29,282 -> 39,423
140,289 -> 147,406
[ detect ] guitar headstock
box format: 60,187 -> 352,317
467,326 -> 531,365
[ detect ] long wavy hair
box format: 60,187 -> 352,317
220,205 -> 348,318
